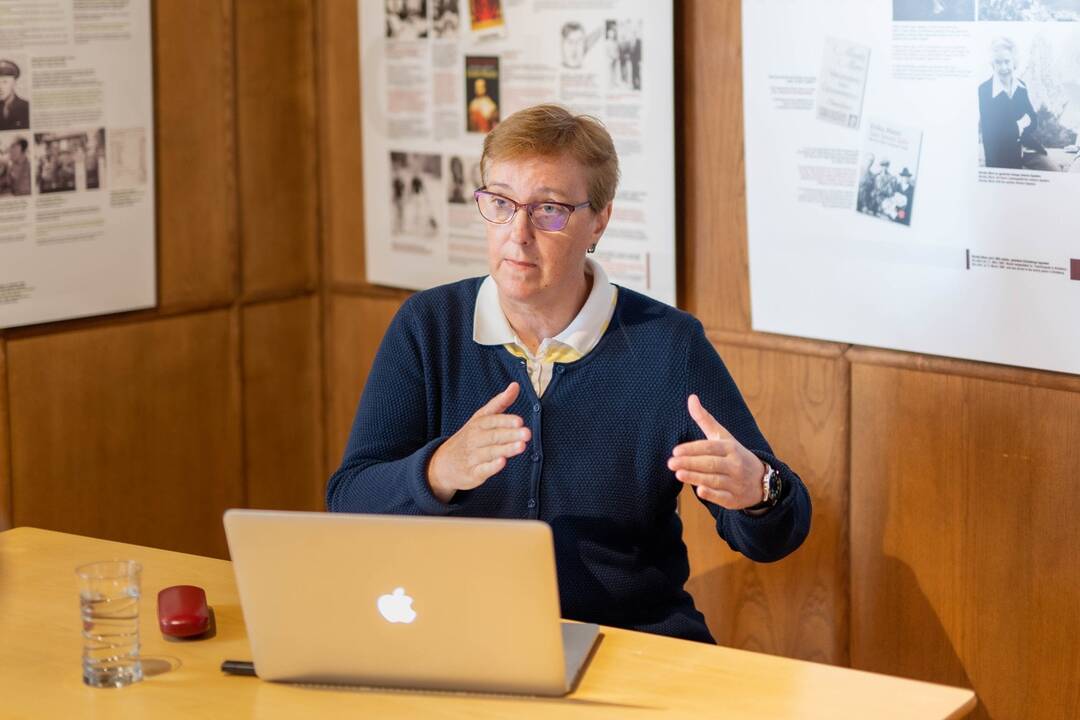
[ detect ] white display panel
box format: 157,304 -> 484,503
360,0 -> 676,304
743,0 -> 1080,374
0,0 -> 156,329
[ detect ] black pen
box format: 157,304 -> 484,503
221,659 -> 256,676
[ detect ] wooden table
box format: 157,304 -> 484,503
0,527 -> 975,718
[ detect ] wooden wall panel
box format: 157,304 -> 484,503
683,341 -> 849,665
7,312 -> 243,558
848,346 -> 1080,395
242,296 -> 324,511
851,363 -> 1080,720
154,0 -> 238,309
679,0 -> 750,329
324,293 -> 405,471
317,0 -> 367,287
0,339 -> 10,531
236,0 -> 319,298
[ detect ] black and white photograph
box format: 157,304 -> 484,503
386,0 -> 428,41
390,151 -> 442,237
0,132 -> 32,197
432,0 -> 459,38
979,0 -> 1080,21
893,0 -> 974,21
855,121 -> 923,227
445,154 -> 482,204
446,155 -> 466,204
34,129 -> 106,194
0,57 -> 31,132
605,19 -> 643,91
109,127 -> 148,188
560,21 -> 602,70
977,33 -> 1080,173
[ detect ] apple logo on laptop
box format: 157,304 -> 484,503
377,587 -> 417,624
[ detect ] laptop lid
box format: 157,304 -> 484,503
224,509 -> 586,696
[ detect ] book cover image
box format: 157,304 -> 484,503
470,0 -> 504,32
465,55 -> 500,133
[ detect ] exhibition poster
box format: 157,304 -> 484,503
361,0 -> 676,304
0,0 -> 155,329
743,0 -> 1080,374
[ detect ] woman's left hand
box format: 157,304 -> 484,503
667,394 -> 766,510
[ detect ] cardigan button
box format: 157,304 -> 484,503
527,499 -> 536,509
532,403 -> 540,413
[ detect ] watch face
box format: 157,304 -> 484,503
769,470 -> 782,502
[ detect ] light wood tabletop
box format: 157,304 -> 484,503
0,527 -> 975,719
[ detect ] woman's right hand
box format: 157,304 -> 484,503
427,382 -> 531,503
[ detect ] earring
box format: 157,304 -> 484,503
587,244 -> 597,254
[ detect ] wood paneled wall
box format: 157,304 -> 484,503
850,358 -> 1080,720
0,0 -> 327,557
673,3 -> 1080,719
683,335 -> 850,665
1,2 -> 1076,718
155,0 -> 237,309
8,312 -> 244,558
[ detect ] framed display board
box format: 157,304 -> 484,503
360,0 -> 676,304
743,0 -> 1079,374
0,0 -> 155,329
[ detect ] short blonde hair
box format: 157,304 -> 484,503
480,104 -> 620,211
990,36 -> 1016,57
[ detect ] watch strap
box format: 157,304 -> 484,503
744,463 -> 781,512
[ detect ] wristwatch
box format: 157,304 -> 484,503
744,463 -> 782,513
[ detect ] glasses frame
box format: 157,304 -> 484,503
473,188 -> 591,232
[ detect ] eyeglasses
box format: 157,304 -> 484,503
473,188 -> 591,232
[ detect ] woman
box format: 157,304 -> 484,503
327,104 -> 811,643
605,21 -> 620,88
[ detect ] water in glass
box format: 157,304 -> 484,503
77,561 -> 143,688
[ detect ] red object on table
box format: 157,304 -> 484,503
157,584 -> 210,638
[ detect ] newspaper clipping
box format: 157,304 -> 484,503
0,0 -> 155,329
743,0 -> 1079,375
362,0 -> 676,304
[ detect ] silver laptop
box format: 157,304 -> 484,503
223,509 -> 599,696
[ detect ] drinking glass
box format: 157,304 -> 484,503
76,560 -> 143,688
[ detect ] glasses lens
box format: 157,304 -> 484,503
530,203 -> 571,231
476,192 -> 514,224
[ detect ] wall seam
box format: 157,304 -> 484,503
314,0 -> 335,501
707,327 -> 849,359
0,336 -> 12,529
841,352 -> 853,668
229,0 -> 249,510
846,345 -> 1080,393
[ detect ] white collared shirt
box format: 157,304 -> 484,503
992,75 -> 1022,100
472,257 -> 618,396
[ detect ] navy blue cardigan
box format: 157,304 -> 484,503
327,278 -> 811,643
